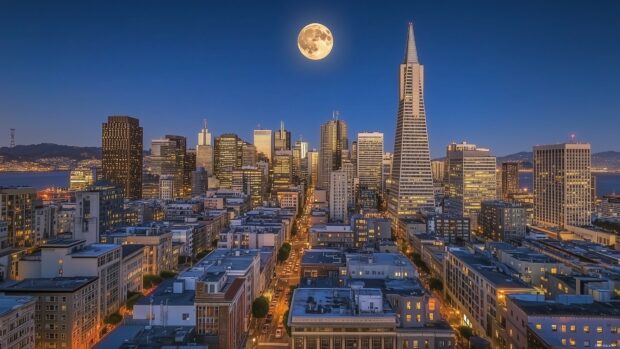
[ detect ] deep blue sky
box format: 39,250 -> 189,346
0,0 -> 618,157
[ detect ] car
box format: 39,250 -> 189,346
275,328 -> 283,338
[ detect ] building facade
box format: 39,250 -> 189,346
356,132 -> 384,193
101,116 -> 143,200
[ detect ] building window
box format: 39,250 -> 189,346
597,326 -> 603,333
416,302 -> 421,310
406,301 -> 411,310
584,340 -> 590,347
584,325 -> 590,333
569,338 -> 576,346
596,340 -> 603,347
429,299 -> 436,311
416,314 -> 421,322
406,314 -> 412,322
570,325 -> 576,332
403,340 -> 408,349
413,340 -> 419,349
551,324 -> 557,331
535,323 -> 542,330
561,325 -> 567,332
429,313 -> 434,321
182,313 -> 190,320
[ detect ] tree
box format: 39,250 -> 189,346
429,277 -> 443,292
252,296 -> 269,318
458,326 -> 473,341
104,312 -> 122,325
159,270 -> 177,279
143,274 -> 163,289
283,309 -> 291,336
278,243 -> 292,263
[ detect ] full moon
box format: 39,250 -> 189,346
297,23 -> 333,60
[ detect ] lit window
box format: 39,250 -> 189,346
552,324 -> 557,331
429,313 -> 434,321
535,324 -> 542,330
406,314 -> 412,322
406,301 -> 411,310
596,340 -> 603,347
570,325 -> 576,332
416,302 -> 421,310
597,326 -> 603,333
584,325 -> 590,333
570,338 -> 576,346
561,325 -> 567,332
429,299 -> 436,311
561,339 -> 566,345
416,314 -> 421,322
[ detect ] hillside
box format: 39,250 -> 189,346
0,143 -> 101,161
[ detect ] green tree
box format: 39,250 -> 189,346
429,277 -> 443,292
159,270 -> 177,279
104,312 -> 122,325
458,326 -> 473,341
143,274 -> 163,289
278,243 -> 292,263
252,296 -> 269,318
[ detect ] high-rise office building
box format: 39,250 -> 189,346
0,186 -> 36,247
356,132 -> 384,192
196,120 -> 214,176
533,143 -> 592,228
292,140 -> 309,185
102,116 -> 143,199
501,161 -> 520,199
444,142 -> 497,225
388,23 -> 435,221
185,149 -> 196,195
382,152 -> 393,196
191,167 -> 208,196
253,129 -> 274,162
318,119 -> 348,191
241,142 -> 257,167
69,167 -> 97,191
272,150 -> 293,193
431,160 -> 445,183
307,150 -> 319,187
274,121 -> 291,151
329,170 -> 349,222
164,135 -> 189,197
214,134 -> 243,189
480,200 -> 527,241
350,141 -> 357,172
232,166 -> 265,208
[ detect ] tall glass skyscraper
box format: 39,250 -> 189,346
102,116 -> 143,200
388,23 -> 435,221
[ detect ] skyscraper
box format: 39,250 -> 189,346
318,118 -> 348,191
274,121 -> 291,151
272,150 -> 293,193
196,119 -> 214,176
164,135 -> 189,197
253,129 -> 274,162
232,166 -> 265,208
356,132 -> 384,192
444,142 -> 497,226
431,160 -> 445,184
329,170 -> 349,222
102,116 -> 143,199
307,150 -> 319,187
241,142 -> 257,167
533,143 -> 591,228
388,23 -> 435,221
214,134 -> 243,189
501,161 -> 520,199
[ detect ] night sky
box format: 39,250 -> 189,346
0,0 -> 618,157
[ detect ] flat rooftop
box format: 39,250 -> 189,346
310,224 -> 353,233
346,252 -> 412,267
1,276 -> 98,293
301,249 -> 346,265
0,296 -> 34,316
290,288 -> 394,322
121,244 -> 145,258
70,244 -> 120,257
136,280 -> 194,306
451,250 -> 532,289
514,298 -> 620,317
41,239 -> 84,248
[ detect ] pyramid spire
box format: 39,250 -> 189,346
404,21 -> 419,64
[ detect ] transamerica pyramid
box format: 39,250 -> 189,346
388,22 -> 435,223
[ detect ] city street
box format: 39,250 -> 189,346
247,189 -> 314,349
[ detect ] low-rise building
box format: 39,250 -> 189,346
121,244 -> 144,295
0,295 -> 36,349
346,252 -> 417,280
300,249 -> 346,279
444,248 -> 535,346
505,294 -> 620,349
309,224 -> 355,249
480,200 -> 527,242
427,214 -> 470,244
1,276 -> 99,349
133,279 -> 195,327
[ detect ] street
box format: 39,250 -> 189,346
247,189 -> 314,349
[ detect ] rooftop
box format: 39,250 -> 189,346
301,249 -> 346,265
514,298 -> 620,317
70,243 -> 120,258
41,239 -> 84,248
310,224 -> 353,233
136,279 -> 194,306
121,244 -> 145,258
0,295 -> 35,316
1,276 -> 98,292
450,250 -> 532,289
290,288 -> 394,321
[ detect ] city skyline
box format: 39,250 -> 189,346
1,1 -> 619,157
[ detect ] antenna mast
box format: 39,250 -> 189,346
9,129 -> 15,148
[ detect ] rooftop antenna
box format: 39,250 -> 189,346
203,118 -> 208,130
280,120 -> 285,133
9,128 -> 15,148
332,110 -> 340,120
569,132 -> 576,143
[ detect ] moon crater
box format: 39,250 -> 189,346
298,23 -> 333,60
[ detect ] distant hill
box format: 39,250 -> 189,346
0,143 -> 100,161
436,150 -> 620,169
